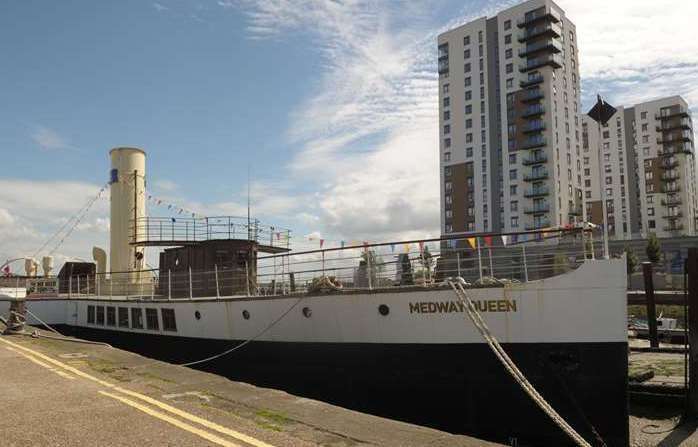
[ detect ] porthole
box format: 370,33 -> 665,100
378,304 -> 390,316
302,307 -> 312,318
194,310 -> 201,320
242,310 -> 250,320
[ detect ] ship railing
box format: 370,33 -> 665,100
41,228 -> 606,301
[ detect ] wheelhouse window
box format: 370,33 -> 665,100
96,306 -> 105,325
146,308 -> 159,330
161,309 -> 177,332
87,306 -> 95,324
118,308 -> 129,328
131,308 -> 144,329
106,307 -> 116,326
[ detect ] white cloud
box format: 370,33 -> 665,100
31,126 -> 73,151
153,2 -> 168,12
153,179 -> 178,192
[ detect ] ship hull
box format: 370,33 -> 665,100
52,325 -> 628,446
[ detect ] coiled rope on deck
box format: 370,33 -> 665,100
447,278 -> 593,447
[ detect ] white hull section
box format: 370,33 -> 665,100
4,259 -> 627,345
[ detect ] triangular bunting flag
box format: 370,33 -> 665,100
467,237 -> 477,249
483,236 -> 493,247
501,235 -> 509,246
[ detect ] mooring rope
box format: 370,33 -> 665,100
447,278 -> 592,447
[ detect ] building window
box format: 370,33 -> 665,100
465,105 -> 472,114
131,308 -> 144,329
464,35 -> 470,45
505,63 -> 513,73
648,220 -> 656,229
96,306 -> 105,325
444,167 -> 452,177
509,153 -> 517,164
511,201 -> 518,212
444,124 -> 450,134
465,90 -> 472,100
506,78 -> 513,89
87,306 -> 95,324
647,208 -> 655,216
585,191 -> 591,199
464,49 -> 471,59
161,309 -> 177,332
509,169 -> 517,180
478,31 -> 483,43
443,97 -> 450,107
505,48 -> 512,59
444,111 -> 450,121
641,111 -> 647,120
464,76 -> 471,87
106,307 -> 116,326
464,63 -> 471,73
641,123 -> 648,132
511,216 -> 519,228
510,185 -> 517,196
504,19 -> 511,30
444,138 -> 451,148
466,119 -> 472,129
444,151 -> 451,162
443,84 -> 449,94
466,147 -> 473,157
118,308 -> 129,328
146,308 -> 159,330
466,133 -> 473,143
504,34 -> 511,44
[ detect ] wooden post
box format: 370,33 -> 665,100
642,262 -> 659,349
687,248 -> 698,415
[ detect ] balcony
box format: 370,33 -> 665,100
524,169 -> 549,181
522,153 -> 548,165
655,107 -> 690,120
659,145 -> 693,157
520,73 -> 544,88
661,171 -> 680,181
524,186 -> 550,198
663,224 -> 685,232
662,184 -> 681,193
522,121 -> 546,134
521,88 -> 544,103
520,136 -> 546,150
659,158 -> 679,169
656,118 -> 691,132
522,104 -> 545,118
519,54 -> 563,72
568,206 -> 583,216
663,212 -> 683,219
661,197 -> 682,206
518,39 -> 563,58
524,203 -> 550,214
657,135 -> 692,145
517,7 -> 561,27
525,218 -> 552,230
518,23 -> 562,42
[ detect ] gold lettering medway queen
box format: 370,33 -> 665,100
409,299 -> 517,314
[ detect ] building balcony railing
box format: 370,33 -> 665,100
524,169 -> 549,181
520,73 -> 544,88
659,158 -> 679,169
519,54 -> 563,72
517,7 -> 561,28
655,107 -> 690,120
662,184 -> 681,193
524,203 -> 550,214
524,186 -> 550,198
517,23 -> 562,42
520,136 -> 546,150
661,197 -> 682,206
658,145 -> 693,157
661,171 -> 680,181
568,206 -> 583,216
657,135 -> 692,145
525,219 -> 552,230
663,212 -> 683,219
663,224 -> 684,232
522,153 -> 548,165
520,88 -> 544,103
522,104 -> 545,118
518,39 -> 563,58
522,121 -> 546,134
656,118 -> 691,132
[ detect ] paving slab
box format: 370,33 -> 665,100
0,330 -> 501,447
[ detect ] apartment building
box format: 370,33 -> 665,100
582,96 -> 697,238
438,0 -> 583,237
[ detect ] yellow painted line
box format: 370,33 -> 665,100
99,391 -> 242,447
0,337 -> 275,447
5,346 -> 75,380
112,386 -> 276,447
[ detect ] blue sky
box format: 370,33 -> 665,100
1,0 -> 697,267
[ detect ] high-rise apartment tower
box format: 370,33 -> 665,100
438,0 -> 582,236
582,96 -> 696,239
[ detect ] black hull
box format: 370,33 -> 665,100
55,325 -> 628,447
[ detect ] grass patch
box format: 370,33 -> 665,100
255,409 -> 291,431
135,370 -> 176,384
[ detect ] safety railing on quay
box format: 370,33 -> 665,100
21,228 -> 606,301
